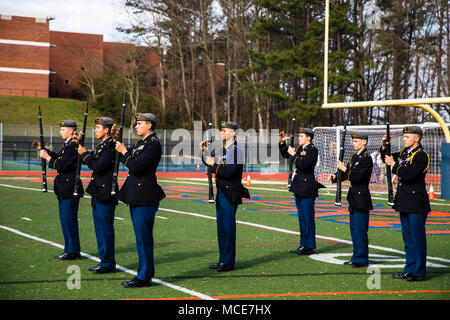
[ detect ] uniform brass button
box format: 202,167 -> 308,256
138,183 -> 141,186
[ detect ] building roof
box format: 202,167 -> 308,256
0,9 -> 55,22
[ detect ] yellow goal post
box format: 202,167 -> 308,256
322,0 -> 450,143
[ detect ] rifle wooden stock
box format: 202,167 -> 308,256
38,105 -> 47,193
111,92 -> 127,196
73,102 -> 88,197
287,115 -> 296,187
385,121 -> 394,207
334,124 -> 347,206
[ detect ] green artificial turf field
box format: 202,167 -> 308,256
0,176 -> 449,301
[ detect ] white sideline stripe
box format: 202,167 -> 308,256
158,208 -> 450,264
0,224 -> 213,300
159,180 -> 448,206
2,183 -> 450,264
0,184 -> 214,300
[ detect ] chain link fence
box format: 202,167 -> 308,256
0,124 -> 288,174
0,123 -> 446,194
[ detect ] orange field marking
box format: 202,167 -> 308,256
129,289 -> 450,300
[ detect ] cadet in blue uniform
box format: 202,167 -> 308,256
202,122 -> 249,272
34,120 -> 84,260
76,117 -> 117,274
330,132 -> 373,267
381,126 -> 430,282
115,113 -> 166,287
279,128 -> 325,255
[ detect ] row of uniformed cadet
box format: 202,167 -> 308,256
278,125 -> 430,281
34,114 -> 166,288
34,117 -> 431,284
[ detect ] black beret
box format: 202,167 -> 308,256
136,113 -> 157,123
403,126 -> 423,135
60,120 -> 77,128
222,121 -> 238,130
351,132 -> 368,140
95,117 -> 114,127
299,127 -> 314,138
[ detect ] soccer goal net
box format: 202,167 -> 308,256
313,122 -> 448,195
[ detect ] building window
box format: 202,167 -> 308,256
65,79 -> 70,85
151,75 -> 158,88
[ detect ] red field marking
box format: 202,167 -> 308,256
429,211 -> 450,218
212,289 -> 450,299
326,218 -> 450,230
427,230 -> 450,235
130,289 -> 450,300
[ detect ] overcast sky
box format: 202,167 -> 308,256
0,0 -> 132,42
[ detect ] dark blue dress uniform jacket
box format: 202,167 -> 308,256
380,144 -> 431,214
119,132 -> 166,206
212,143 -> 249,205
279,142 -> 325,197
335,149 -> 373,213
81,137 -> 118,205
47,139 -> 84,199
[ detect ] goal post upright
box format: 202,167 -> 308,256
321,0 -> 450,198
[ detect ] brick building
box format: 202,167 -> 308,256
0,10 -> 52,97
0,10 -> 162,99
49,31 -> 104,98
0,9 -> 225,114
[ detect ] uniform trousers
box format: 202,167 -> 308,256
130,205 -> 158,282
58,198 -> 80,254
400,212 -> 427,278
294,195 -> 316,250
349,210 -> 370,264
216,187 -> 238,266
92,198 -> 116,270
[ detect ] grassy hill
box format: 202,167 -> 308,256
0,96 -> 103,126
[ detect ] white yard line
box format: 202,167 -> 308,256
158,208 -> 450,264
1,182 -> 449,267
0,183 -> 214,300
158,179 -> 449,206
